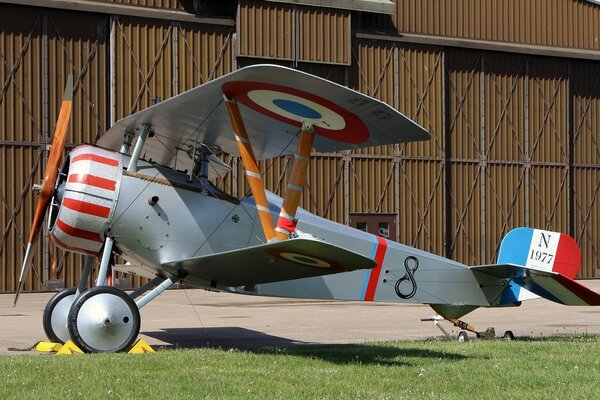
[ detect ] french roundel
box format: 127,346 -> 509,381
267,249 -> 344,271
222,81 -> 369,144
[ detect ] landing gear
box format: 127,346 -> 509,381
41,240 -> 181,353
457,331 -> 469,342
67,286 -> 140,353
43,287 -> 77,343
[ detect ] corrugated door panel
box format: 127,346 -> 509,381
262,156 -> 289,197
0,146 -> 43,292
485,165 -> 526,263
114,17 -> 173,121
573,168 -> 600,279
0,5 -> 43,293
394,0 -> 600,51
176,24 -> 233,92
572,61 -> 600,166
47,10 -> 108,145
397,44 -> 444,159
529,165 -> 569,232
448,49 -> 481,161
298,6 -> 350,65
305,156 -> 345,223
0,4 -> 43,143
528,57 -> 569,164
237,0 -> 294,60
350,39 -> 395,156
297,62 -> 346,85
399,160 -> 445,256
483,52 -> 526,162
447,163 -> 481,266
91,0 -> 183,10
349,158 -> 395,214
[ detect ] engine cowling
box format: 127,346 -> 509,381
48,145 -> 123,255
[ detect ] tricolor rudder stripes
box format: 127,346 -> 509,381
497,227 -> 582,304
49,146 -> 122,255
498,227 -> 581,277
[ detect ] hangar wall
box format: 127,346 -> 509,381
1,0 -> 600,293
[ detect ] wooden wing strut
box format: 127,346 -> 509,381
224,96 -> 276,241
275,124 -> 315,240
224,96 -> 316,242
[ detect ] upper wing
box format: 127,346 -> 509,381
161,238 -> 376,287
97,65 -> 429,170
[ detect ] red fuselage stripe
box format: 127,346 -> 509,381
72,153 -> 119,167
51,233 -> 98,255
63,198 -> 111,219
68,173 -> 116,191
364,236 -> 388,301
56,218 -> 102,243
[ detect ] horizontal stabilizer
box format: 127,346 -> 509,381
162,238 -> 376,287
524,271 -> 600,306
471,264 -> 600,306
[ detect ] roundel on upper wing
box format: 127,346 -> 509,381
222,81 -> 369,144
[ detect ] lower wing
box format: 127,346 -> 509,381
161,238 -> 376,287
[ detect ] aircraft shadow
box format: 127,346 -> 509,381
142,327 -> 469,366
142,327 -> 305,350
250,344 -> 469,367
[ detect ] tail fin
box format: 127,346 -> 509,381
496,227 -> 581,304
489,227 -> 600,306
498,227 -> 581,278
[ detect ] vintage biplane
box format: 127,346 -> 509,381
14,65 -> 600,352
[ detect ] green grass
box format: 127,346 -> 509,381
1,336 -> 599,399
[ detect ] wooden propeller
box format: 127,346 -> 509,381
14,76 -> 73,306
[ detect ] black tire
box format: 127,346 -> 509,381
43,287 -> 77,344
67,286 -> 140,353
503,330 -> 515,341
457,331 -> 469,342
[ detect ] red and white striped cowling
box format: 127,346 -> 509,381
49,145 -> 122,255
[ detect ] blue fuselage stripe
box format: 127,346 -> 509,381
360,235 -> 379,300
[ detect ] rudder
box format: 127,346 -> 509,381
497,227 -> 581,304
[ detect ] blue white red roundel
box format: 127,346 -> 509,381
266,248 -> 345,271
222,81 -> 369,144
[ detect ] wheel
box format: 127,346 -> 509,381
503,330 -> 515,341
457,331 -> 469,342
67,286 -> 140,353
43,287 -> 77,344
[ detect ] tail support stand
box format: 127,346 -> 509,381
422,315 -> 496,340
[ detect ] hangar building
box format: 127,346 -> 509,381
1,0 -> 599,292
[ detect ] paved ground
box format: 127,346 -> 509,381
2,280 -> 600,355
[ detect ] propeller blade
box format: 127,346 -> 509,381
14,75 -> 72,306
